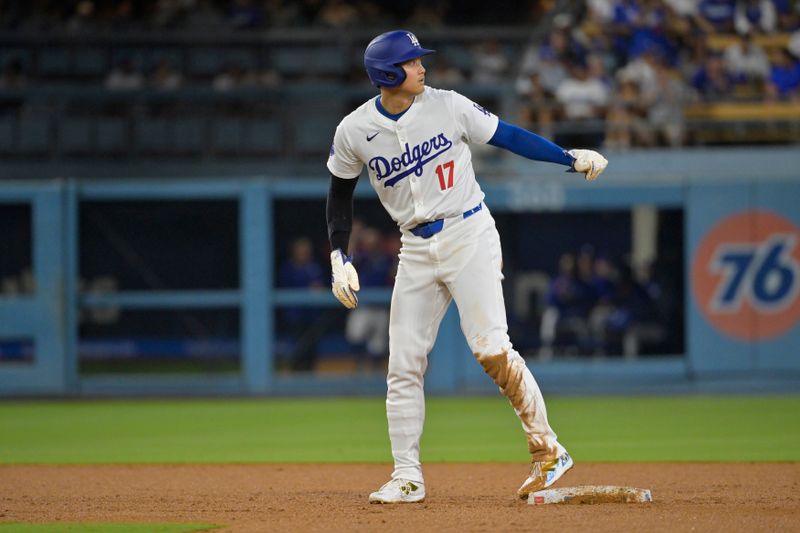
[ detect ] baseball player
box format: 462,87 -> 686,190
326,30 -> 607,503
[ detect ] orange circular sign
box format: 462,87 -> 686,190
691,210 -> 800,341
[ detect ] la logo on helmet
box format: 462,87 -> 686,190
407,32 -> 420,47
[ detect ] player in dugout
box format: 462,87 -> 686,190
326,30 -> 607,503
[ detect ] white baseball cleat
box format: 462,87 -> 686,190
517,450 -> 574,500
368,478 -> 426,504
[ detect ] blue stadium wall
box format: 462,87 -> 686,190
0,146 -> 798,396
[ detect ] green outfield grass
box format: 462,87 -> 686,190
0,395 -> 798,463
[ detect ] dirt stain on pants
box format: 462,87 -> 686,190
475,350 -> 557,460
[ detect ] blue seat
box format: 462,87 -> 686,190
293,112 -> 338,154
59,117 -> 92,153
273,47 -> 346,76
39,48 -> 72,76
213,118 -> 243,153
0,116 -> 15,151
188,48 -> 223,76
73,48 -> 107,77
173,116 -> 205,152
18,117 -> 49,153
243,117 -> 281,153
0,49 -> 32,71
135,118 -> 170,152
96,118 -> 127,153
143,48 -> 183,71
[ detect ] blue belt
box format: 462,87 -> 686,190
410,203 -> 483,239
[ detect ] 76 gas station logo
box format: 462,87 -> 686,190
710,235 -> 799,313
692,211 -> 800,341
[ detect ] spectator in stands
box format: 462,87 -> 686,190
278,236 -> 325,372
407,2 -> 447,28
65,0 -> 97,34
149,0 -> 189,28
723,31 -> 770,82
791,28 -> 800,60
345,226 -> 395,372
105,59 -> 144,90
646,57 -> 692,146
425,55 -> 465,87
766,47 -> 800,99
587,0 -> 616,23
539,253 -> 594,358
616,47 -> 660,99
517,71 -> 557,139
212,64 -> 245,91
774,0 -> 799,31
555,60 -> 609,147
317,0 -> 359,27
588,254 -> 616,354
109,0 -> 137,31
734,0 -> 777,35
471,39 -> 510,85
691,51 -> 740,99
517,40 -> 568,100
226,0 -> 265,29
183,0 -> 225,30
149,59 -> 182,90
697,0 -> 737,33
663,0 -> 698,18
253,58 -> 282,87
626,0 -> 677,64
604,262 -> 658,357
0,59 -> 26,89
609,0 -> 641,64
605,77 -> 655,149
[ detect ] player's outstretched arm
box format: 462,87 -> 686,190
327,174 -> 360,309
487,120 -> 608,181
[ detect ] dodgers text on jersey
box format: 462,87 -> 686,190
368,133 -> 453,187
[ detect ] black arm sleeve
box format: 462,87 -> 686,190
326,174 -> 358,255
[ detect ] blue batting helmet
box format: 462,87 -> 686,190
363,30 -> 435,88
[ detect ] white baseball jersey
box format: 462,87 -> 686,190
328,85 -> 565,486
327,86 -> 499,230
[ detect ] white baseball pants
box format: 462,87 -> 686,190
386,204 -> 561,483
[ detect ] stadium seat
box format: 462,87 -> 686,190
292,115 -> 337,154
189,48 -> 256,77
135,118 -> 171,152
172,116 -> 206,153
59,117 -> 92,153
242,117 -> 282,153
73,48 -> 108,77
143,48 -> 183,71
95,117 -> 127,153
38,48 -> 72,77
272,47 -> 346,76
18,117 -> 49,154
0,117 -> 15,152
0,48 -> 32,71
212,118 -> 243,153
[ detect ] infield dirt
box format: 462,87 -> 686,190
1,463 -> 798,532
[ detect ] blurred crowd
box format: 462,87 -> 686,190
275,231 -> 680,369
516,0 -> 800,148
0,0 -> 798,152
276,223 -> 398,373
0,0 -> 549,31
537,248 -> 668,359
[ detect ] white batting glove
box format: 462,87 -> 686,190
568,149 -> 608,181
330,249 -> 360,309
